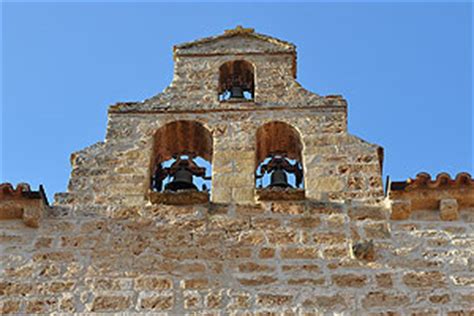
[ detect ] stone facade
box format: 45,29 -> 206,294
1,27 -> 473,315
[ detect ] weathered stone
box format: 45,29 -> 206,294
135,276 -> 173,290
364,222 -> 390,239
181,278 -> 209,289
0,300 -> 20,314
91,295 -> 132,312
238,276 -> 277,286
256,294 -> 293,307
403,271 -> 446,289
281,247 -> 318,259
313,232 -> 347,245
205,292 -> 222,309
270,202 -> 305,215
267,228 -> 298,244
302,294 -> 347,310
259,247 -> 276,259
391,200 -> 412,220
440,199 -> 459,221
25,298 -> 57,314
362,291 -> 410,308
308,177 -> 345,192
349,206 -> 387,220
375,273 -> 393,288
238,262 -> 275,273
332,274 -> 367,287
289,216 -> 321,229
429,294 -> 450,304
140,295 -> 173,311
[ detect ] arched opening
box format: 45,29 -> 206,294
256,122 -> 304,190
218,60 -> 255,101
151,121 -> 212,193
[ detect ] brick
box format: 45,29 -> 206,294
282,264 -> 320,272
302,294 -> 347,310
181,278 -> 209,289
25,299 -> 57,314
362,291 -> 409,308
308,176 -> 345,192
375,273 -> 393,288
271,202 -> 305,215
228,292 -> 251,309
429,294 -> 450,304
256,294 -> 293,307
267,229 -> 298,244
238,262 -> 275,273
403,271 -> 446,289
349,206 -> 387,220
252,217 -> 281,229
206,292 -> 222,309
91,295 -> 132,312
332,274 -> 367,287
238,276 -> 277,286
259,247 -> 275,259
313,232 -> 347,245
323,246 -> 350,259
287,278 -> 325,286
289,216 -> 321,229
391,200 -> 412,220
281,247 -> 318,259
135,276 -> 173,290
184,292 -> 202,309
140,295 -> 173,311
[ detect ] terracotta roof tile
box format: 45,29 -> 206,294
390,172 -> 473,191
0,182 -> 49,206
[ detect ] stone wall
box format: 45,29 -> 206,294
1,199 -> 473,314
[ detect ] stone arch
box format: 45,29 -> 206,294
151,120 -> 213,192
255,121 -> 304,189
218,60 -> 255,101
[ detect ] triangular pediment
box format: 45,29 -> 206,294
174,26 -> 295,56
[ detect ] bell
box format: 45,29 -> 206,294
269,169 -> 292,188
229,86 -> 244,99
165,168 -> 198,191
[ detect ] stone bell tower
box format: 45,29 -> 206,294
60,25 -> 383,209
4,26 -> 473,316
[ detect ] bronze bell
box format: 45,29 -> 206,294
269,168 -> 292,188
230,86 -> 244,99
165,167 -> 198,191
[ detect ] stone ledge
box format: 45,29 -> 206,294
256,188 -> 305,201
148,190 -> 209,205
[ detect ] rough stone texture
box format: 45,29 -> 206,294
440,198 -> 459,221
1,27 -> 473,315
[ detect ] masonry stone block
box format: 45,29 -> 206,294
440,198 -> 459,221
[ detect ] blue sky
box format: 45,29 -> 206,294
2,2 -> 472,200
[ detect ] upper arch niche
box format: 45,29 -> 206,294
218,60 -> 255,101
